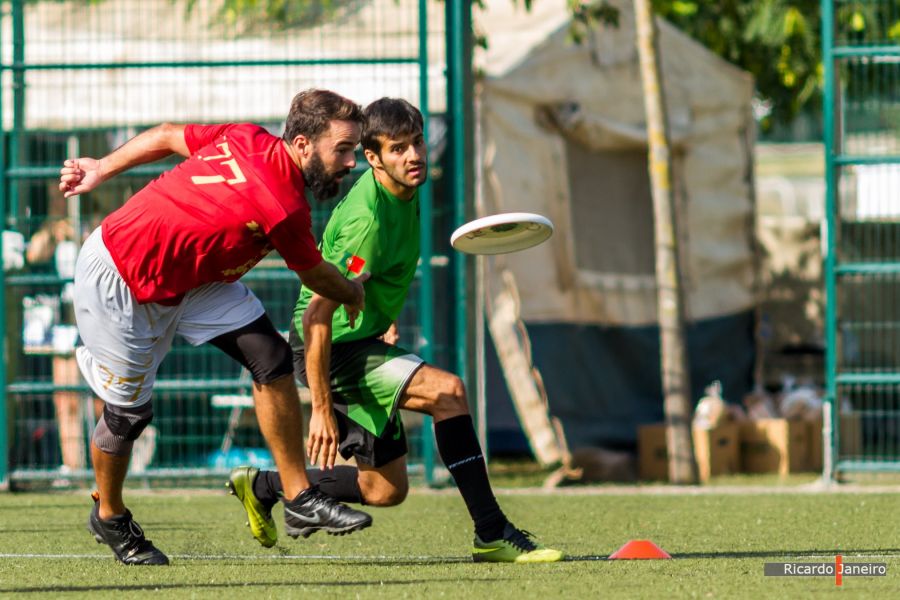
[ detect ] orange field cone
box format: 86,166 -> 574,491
608,539 -> 672,560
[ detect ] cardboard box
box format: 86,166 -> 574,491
637,424 -> 668,481
693,423 -> 740,482
638,423 -> 740,482
739,419 -> 809,476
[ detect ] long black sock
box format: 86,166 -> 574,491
253,466 -> 362,508
434,414 -> 507,541
254,471 -> 282,509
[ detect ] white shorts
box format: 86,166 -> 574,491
73,227 -> 265,408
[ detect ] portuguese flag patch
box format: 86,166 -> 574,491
346,254 -> 366,274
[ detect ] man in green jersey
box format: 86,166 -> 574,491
228,98 -> 563,563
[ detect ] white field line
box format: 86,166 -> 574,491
490,484 -> 900,496
17,483 -> 900,499
0,552 -> 471,561
0,552 -> 897,561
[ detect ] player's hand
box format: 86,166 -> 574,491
379,322 -> 399,345
344,272 -> 370,329
59,158 -> 103,198
307,406 -> 339,469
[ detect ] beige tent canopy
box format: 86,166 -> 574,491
474,0 -> 759,456
476,0 -> 757,328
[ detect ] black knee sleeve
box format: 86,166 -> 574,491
209,315 -> 294,384
103,403 -> 154,441
93,402 -> 154,456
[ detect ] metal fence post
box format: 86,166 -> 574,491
820,0 -> 838,484
446,0 -> 475,430
0,1 -> 7,491
417,0 -> 436,485
0,202 -> 6,491
823,0 -> 900,477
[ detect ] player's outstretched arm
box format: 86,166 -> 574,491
298,261 -> 369,318
58,123 -> 190,198
302,294 -> 341,469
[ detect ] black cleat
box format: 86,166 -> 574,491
87,495 -> 169,565
283,485 -> 372,539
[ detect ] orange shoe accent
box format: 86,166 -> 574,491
608,539 -> 671,560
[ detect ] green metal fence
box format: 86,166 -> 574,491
823,0 -> 900,478
0,0 -> 468,489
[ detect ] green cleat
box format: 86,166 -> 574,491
472,523 -> 564,563
227,466 -> 278,548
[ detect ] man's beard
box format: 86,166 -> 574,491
305,151 -> 348,201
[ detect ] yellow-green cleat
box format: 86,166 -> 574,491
227,466 -> 278,548
472,524 -> 564,563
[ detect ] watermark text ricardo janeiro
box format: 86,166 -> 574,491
764,556 -> 887,586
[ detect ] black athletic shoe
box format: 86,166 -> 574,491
283,485 -> 372,539
87,495 -> 169,565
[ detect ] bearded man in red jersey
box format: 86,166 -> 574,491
58,89 -> 373,565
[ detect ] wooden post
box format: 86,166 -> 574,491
633,0 -> 698,484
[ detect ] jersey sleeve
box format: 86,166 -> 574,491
183,123 -> 241,154
325,213 -> 379,277
268,209 -> 323,273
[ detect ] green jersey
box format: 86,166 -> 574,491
293,169 -> 420,343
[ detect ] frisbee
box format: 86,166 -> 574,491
450,212 -> 554,255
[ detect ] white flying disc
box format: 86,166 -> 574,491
450,212 -> 554,255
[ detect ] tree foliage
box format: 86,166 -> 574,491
649,0 -> 900,128
563,1 -> 900,129
649,0 -> 823,128
23,0 -> 358,32
183,0 -> 358,32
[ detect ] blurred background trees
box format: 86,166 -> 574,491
651,0 -> 900,130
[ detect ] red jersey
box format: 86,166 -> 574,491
101,123 -> 322,304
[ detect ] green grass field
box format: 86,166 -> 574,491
0,487 -> 897,598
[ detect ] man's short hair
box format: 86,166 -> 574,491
362,98 -> 424,154
283,89 -> 364,142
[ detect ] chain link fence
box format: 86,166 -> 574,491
1,0 -> 459,488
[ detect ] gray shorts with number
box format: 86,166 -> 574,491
74,227 -> 265,408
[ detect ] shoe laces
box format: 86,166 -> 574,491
505,528 -> 538,553
299,485 -> 338,510
110,514 -> 155,554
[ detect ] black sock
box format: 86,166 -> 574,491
253,470 -> 282,509
434,414 -> 507,541
309,465 -> 363,504
253,466 -> 362,508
